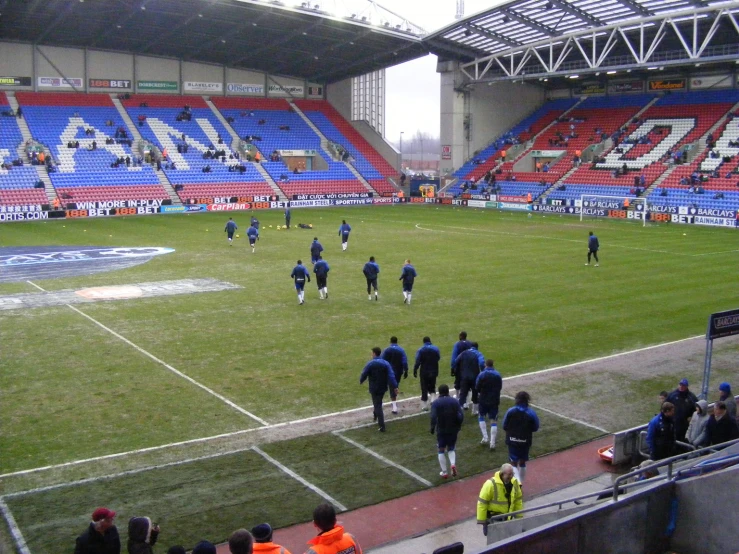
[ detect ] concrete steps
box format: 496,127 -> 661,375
7,92 -> 58,204
110,96 -> 143,142
288,101 -> 377,195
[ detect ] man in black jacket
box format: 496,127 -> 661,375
666,378 -> 698,442
431,384 -> 464,479
707,401 -> 739,445
360,347 -> 398,432
75,507 -> 120,554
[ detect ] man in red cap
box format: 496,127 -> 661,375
75,507 -> 120,554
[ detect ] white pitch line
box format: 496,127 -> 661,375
0,396 -> 421,480
691,249 -> 739,256
1,332 -> 706,481
501,395 -> 609,434
340,411 -> 426,432
0,498 -> 32,554
414,224 -> 685,256
2,447 -> 254,499
333,431 -> 433,487
252,446 -> 348,512
504,334 -> 704,382
26,280 -> 268,427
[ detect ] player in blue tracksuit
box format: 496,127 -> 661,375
224,218 -> 238,245
363,256 -> 380,301
382,337 -> 409,414
414,336 -> 441,410
246,224 -> 259,253
313,257 -> 330,299
451,331 -> 472,396
360,347 -> 398,432
310,237 -> 323,264
431,384 -> 464,479
290,260 -> 310,305
338,220 -> 352,251
399,259 -> 417,304
586,231 -> 599,266
284,203 -> 291,229
250,215 -> 260,229
503,391 -> 540,483
476,360 -> 503,449
454,342 -> 485,413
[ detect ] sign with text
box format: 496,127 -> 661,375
38,77 -> 83,88
707,309 -> 739,339
530,150 -> 565,158
227,83 -> 264,95
498,195 -> 528,203
441,145 -> 452,160
89,78 -> 131,89
648,78 -> 686,91
574,82 -> 606,95
307,86 -> 323,98
498,202 -> 532,211
184,81 -> 223,92
280,150 -> 318,157
292,193 -> 372,201
138,80 -> 178,91
0,76 -> 32,87
608,81 -> 644,93
268,84 -> 304,96
690,75 -> 731,90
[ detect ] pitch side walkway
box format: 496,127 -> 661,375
214,436 -> 615,554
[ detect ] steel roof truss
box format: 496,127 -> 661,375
643,18 -> 668,61
573,35 -> 595,66
668,17 -> 694,57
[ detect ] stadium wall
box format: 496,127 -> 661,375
439,62 -> 545,174
0,41 -> 322,98
327,77 -> 401,173
0,42 -> 34,90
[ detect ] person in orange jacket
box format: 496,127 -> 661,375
252,523 -> 291,554
304,504 -> 361,554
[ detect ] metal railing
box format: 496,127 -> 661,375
486,437 -> 739,523
612,437 -> 739,500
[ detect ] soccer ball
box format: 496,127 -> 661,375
269,225 -> 272,228
309,224 -> 313,228
235,234 -> 240,238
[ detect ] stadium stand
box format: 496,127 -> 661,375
0,92 -> 48,208
450,97 -> 579,193
210,96 -> 368,197
121,95 -> 274,202
15,92 -> 168,203
294,99 -> 398,194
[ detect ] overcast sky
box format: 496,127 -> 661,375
384,0 -> 496,143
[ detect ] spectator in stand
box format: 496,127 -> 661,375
304,503 -> 361,554
476,463 -> 523,536
127,517 -> 160,554
666,378 -> 698,443
360,347 -> 397,433
75,507 -> 120,554
706,401 -> 739,445
686,399 -> 710,448
718,382 -> 736,420
431,384 -> 464,479
647,402 -> 676,460
503,391 -> 539,483
250,523 -> 288,554
192,541 -> 217,554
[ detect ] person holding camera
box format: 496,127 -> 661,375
127,517 -> 160,554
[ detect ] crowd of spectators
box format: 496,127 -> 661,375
73,503 -> 358,554
646,379 -> 738,461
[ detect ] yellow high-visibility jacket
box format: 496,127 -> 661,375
476,471 -> 523,523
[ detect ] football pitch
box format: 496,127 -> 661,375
1,205 -> 738,552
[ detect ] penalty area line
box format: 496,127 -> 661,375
332,431 -> 433,487
0,498 -> 31,554
25,280 -> 269,427
501,394 -> 609,434
252,446 -> 348,512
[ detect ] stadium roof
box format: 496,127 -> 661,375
426,0 -> 739,61
0,0 -> 427,84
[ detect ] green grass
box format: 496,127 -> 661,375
4,402 -> 601,553
2,205 -> 736,552
1,206 -> 737,473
